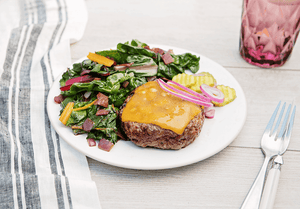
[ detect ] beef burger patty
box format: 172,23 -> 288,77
119,85 -> 205,150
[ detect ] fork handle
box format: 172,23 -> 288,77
259,156 -> 283,209
240,156 -> 271,209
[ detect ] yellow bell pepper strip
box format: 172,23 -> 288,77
73,99 -> 97,111
70,126 -> 114,131
71,125 -> 82,129
59,102 -> 74,125
87,52 -> 114,67
95,128 -> 114,131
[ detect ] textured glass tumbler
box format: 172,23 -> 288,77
240,0 -> 300,68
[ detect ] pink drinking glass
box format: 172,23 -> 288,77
240,0 -> 300,68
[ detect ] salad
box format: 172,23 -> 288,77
54,39 -> 236,151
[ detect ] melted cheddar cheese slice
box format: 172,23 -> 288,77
121,81 -> 202,135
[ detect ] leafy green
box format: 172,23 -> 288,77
106,72 -> 134,86
59,63 -> 83,86
126,55 -> 156,67
61,69 -> 147,106
66,110 -> 87,126
65,104 -> 119,144
96,50 -> 128,64
156,54 -> 183,79
87,105 -> 119,143
90,64 -> 107,74
70,63 -> 83,76
171,53 -> 200,73
82,59 -> 96,70
117,42 -> 156,58
130,39 -> 148,48
156,53 -> 200,79
61,97 -> 74,109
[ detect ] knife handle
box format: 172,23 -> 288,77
259,156 -> 283,209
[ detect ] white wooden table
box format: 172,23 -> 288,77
70,0 -> 300,208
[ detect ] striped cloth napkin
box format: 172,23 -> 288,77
0,0 -> 101,208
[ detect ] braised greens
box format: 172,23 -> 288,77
96,39 -> 200,79
57,39 -> 200,147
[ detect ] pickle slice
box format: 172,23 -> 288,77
212,85 -> 236,107
172,73 -> 196,87
190,72 -> 216,93
172,72 -> 217,93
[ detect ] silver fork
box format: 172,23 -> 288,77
240,101 -> 295,209
259,104 -> 296,209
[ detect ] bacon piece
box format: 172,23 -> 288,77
87,138 -> 97,147
96,109 -> 110,116
82,118 -> 94,132
98,138 -> 114,152
150,48 -> 165,55
94,92 -> 109,107
161,52 -> 174,65
54,94 -> 66,104
167,49 -> 174,54
122,81 -> 129,88
143,45 -> 150,50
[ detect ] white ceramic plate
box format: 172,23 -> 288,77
47,44 -> 247,170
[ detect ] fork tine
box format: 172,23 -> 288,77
277,104 -> 292,139
283,100 -> 296,137
265,101 -> 281,134
272,102 -> 286,136
279,105 -> 296,154
284,105 -> 296,140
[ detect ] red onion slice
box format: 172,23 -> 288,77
200,84 -> 224,103
204,106 -> 215,119
157,79 -> 213,107
167,80 -> 210,102
164,81 -> 206,101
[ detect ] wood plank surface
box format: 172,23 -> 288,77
70,0 -> 300,208
87,147 -> 300,209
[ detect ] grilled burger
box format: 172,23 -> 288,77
119,80 -> 205,150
